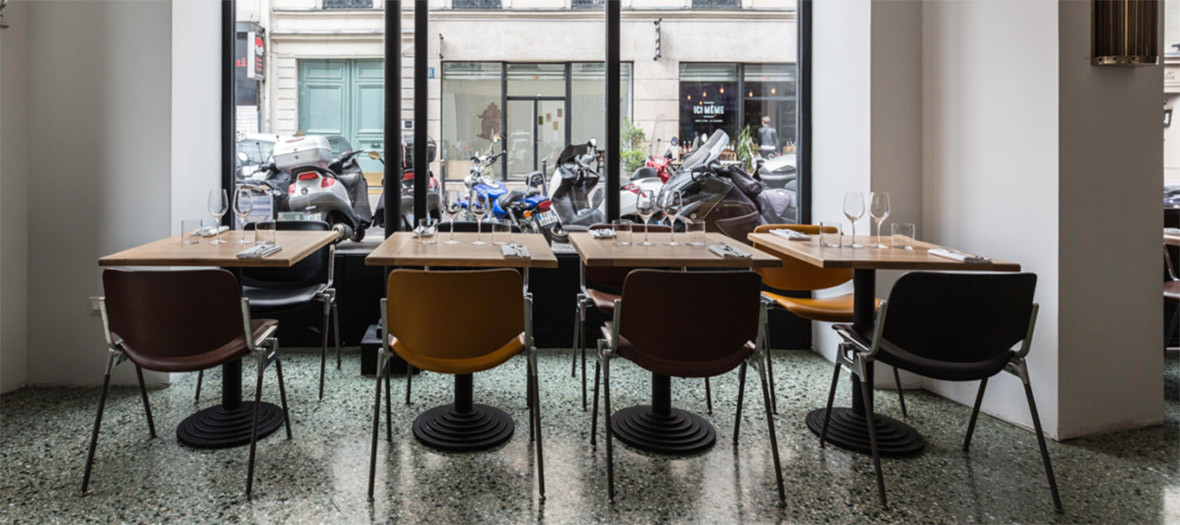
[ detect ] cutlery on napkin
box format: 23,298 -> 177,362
708,244 -> 752,259
769,228 -> 810,241
929,248 -> 991,264
411,225 -> 437,238
589,228 -> 616,240
500,243 -> 532,259
236,244 -> 283,259
198,225 -> 230,237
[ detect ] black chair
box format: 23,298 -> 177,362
195,220 -> 338,401
828,272 -> 1061,512
1165,247 -> 1179,350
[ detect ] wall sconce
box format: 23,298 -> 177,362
1165,102 -> 1173,127
1091,0 -> 1159,65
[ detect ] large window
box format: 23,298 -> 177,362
679,62 -> 797,157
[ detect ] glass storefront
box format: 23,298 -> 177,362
678,62 -> 797,157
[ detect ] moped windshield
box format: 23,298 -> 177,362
557,142 -> 590,165
679,130 -> 729,173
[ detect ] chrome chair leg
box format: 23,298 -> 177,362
705,377 -> 713,415
1020,365 -> 1063,512
819,359 -> 842,447
527,358 -> 535,443
81,354 -> 115,494
384,364 -> 392,442
275,353 -> 293,439
529,349 -> 546,502
405,364 -> 414,405
571,298 -> 582,379
134,366 -> 156,438
603,353 -> 615,504
194,370 -> 204,404
858,373 -> 888,508
319,300 -> 330,402
367,352 -> 385,501
892,366 -> 907,417
333,301 -> 342,370
246,353 -> 266,497
590,340 -> 603,447
757,357 -> 786,504
733,361 -> 748,446
962,377 -> 988,451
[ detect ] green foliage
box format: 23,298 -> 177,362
735,125 -> 756,172
621,118 -> 647,171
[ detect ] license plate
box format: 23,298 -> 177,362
537,210 -> 559,227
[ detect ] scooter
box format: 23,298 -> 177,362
272,135 -> 369,242
462,136 -> 560,240
548,139 -> 606,232
620,136 -> 679,223
372,134 -> 441,231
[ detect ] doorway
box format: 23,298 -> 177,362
506,97 -> 567,179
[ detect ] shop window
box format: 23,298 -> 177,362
572,0 -> 605,8
442,62 -> 504,182
323,0 -> 374,8
679,63 -> 739,147
743,64 -> 797,158
453,0 -> 502,9
692,0 -> 742,8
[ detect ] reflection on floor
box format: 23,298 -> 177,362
1,350 -> 1176,523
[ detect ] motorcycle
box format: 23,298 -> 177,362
620,136 -> 679,223
548,139 -> 606,233
373,134 -> 441,231
658,129 -> 796,232
270,135 -> 371,242
461,136 -> 561,242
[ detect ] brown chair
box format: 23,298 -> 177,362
83,269 -> 291,497
752,223 -> 904,415
1166,247 -> 1180,349
593,270 -> 784,504
368,269 -> 544,501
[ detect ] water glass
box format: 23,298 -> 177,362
255,221 -> 277,246
686,221 -> 706,246
820,221 -> 843,248
612,220 -> 633,247
491,223 -> 511,246
181,219 -> 203,245
418,218 -> 438,245
891,223 -> 916,250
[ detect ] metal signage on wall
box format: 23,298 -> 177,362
247,31 -> 265,80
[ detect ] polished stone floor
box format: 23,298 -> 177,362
1,348 -> 1176,524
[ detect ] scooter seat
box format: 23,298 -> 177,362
497,188 -> 529,209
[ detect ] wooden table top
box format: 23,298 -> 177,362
365,232 -> 559,268
1165,229 -> 1180,247
568,232 -> 780,268
99,230 -> 339,268
748,233 -> 1021,272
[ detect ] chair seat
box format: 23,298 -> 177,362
390,333 -> 526,376
604,321 -> 752,378
118,319 -> 278,373
243,284 -> 326,311
1166,281 -> 1180,302
763,291 -> 881,323
834,323 -> 1014,382
587,288 -> 621,314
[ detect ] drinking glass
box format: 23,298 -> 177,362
612,219 -> 633,247
233,189 -> 254,245
892,223 -> 916,250
686,220 -> 706,247
869,192 -> 891,248
663,191 -> 684,247
181,219 -> 203,245
470,192 -> 489,245
255,221 -> 277,246
636,191 -> 656,246
444,190 -> 463,245
492,222 -> 511,246
207,189 -> 228,245
820,220 -> 842,248
418,218 -> 437,245
843,191 -> 865,248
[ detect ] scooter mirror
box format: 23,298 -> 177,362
670,136 -> 680,147
368,151 -> 381,160
237,152 -> 249,163
588,138 -> 598,148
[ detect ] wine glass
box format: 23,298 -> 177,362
636,191 -> 656,246
470,191 -> 488,245
444,190 -> 463,245
207,189 -> 228,245
233,189 -> 254,245
663,191 -> 684,247
843,191 -> 865,248
869,192 -> 891,248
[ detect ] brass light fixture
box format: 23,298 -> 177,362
1091,0 -> 1160,66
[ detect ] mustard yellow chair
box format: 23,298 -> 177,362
367,269 -> 544,501
753,224 -> 905,415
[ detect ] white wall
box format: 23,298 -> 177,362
0,0 -> 31,394
172,0 -> 222,234
1056,0 -> 1163,438
25,0 -> 173,387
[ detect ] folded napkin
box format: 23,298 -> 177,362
237,244 -> 283,259
929,248 -> 991,264
198,225 -> 230,237
589,228 -> 616,240
411,225 -> 436,238
769,228 -> 810,241
708,244 -> 752,259
501,243 -> 531,259
1167,227 -> 1180,235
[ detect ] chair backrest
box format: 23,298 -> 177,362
438,221 -> 522,233
618,270 -> 762,375
103,269 -> 244,359
881,272 -> 1037,364
752,223 -> 852,291
584,223 -> 672,290
386,269 -> 524,361
242,220 -> 332,288
715,211 -> 761,245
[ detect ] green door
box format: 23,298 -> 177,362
299,59 -> 385,181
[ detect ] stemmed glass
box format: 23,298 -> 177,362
843,191 -> 865,248
869,192 -> 891,248
470,191 -> 489,246
444,190 -> 463,245
663,191 -> 684,247
636,191 -> 656,247
207,189 -> 228,245
233,189 -> 254,245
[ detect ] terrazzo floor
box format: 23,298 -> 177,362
1,348 -> 1177,524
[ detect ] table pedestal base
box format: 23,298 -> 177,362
413,404 -> 514,452
611,405 -> 716,454
177,403 -> 284,449
805,407 -> 925,457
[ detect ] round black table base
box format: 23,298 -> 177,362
611,405 -> 716,454
805,407 -> 925,457
412,403 -> 515,452
177,402 -> 284,449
